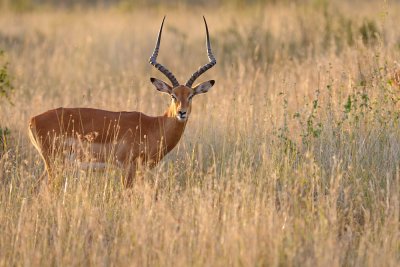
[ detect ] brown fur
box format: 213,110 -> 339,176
28,85 -> 197,187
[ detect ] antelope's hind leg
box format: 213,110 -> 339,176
30,154 -> 54,193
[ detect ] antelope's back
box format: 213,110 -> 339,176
29,107 -> 148,146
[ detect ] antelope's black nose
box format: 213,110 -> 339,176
177,111 -> 187,121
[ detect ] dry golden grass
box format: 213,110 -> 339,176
0,1 -> 400,266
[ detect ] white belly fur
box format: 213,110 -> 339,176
64,137 -> 115,170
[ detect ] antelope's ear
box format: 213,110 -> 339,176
193,80 -> 215,95
150,77 -> 172,94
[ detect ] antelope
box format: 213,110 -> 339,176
28,16 -> 216,187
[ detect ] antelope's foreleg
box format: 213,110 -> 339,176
122,163 -> 136,188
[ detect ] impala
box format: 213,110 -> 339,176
28,16 -> 216,187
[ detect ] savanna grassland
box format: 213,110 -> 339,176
0,0 -> 400,266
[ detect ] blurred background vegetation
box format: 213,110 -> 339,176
0,0 -> 378,11
2,0 -> 277,11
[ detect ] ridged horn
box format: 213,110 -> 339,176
185,16 -> 217,87
149,16 -> 180,87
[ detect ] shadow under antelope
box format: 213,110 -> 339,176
28,16 -> 216,188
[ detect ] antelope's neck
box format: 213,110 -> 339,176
160,105 -> 187,152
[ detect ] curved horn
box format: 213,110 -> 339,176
185,16 -> 217,87
149,16 -> 180,87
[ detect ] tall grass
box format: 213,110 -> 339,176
0,1 -> 399,266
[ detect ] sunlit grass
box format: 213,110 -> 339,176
0,1 -> 400,266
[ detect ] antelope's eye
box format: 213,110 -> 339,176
188,95 -> 194,101
171,95 -> 177,102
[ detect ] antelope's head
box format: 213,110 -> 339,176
149,16 -> 216,122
